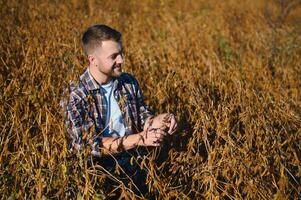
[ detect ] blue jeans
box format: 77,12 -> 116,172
91,149 -> 150,198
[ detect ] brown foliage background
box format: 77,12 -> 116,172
1,0 -> 301,199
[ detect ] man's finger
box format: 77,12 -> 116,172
171,122 -> 178,134
168,115 -> 177,134
151,142 -> 161,147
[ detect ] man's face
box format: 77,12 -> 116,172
91,40 -> 124,78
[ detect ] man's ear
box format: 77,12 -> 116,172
88,54 -> 94,65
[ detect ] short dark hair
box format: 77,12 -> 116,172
81,24 -> 121,55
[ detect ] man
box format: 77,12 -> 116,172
66,24 -> 177,196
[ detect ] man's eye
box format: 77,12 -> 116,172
111,54 -> 118,59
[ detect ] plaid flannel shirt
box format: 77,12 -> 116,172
66,68 -> 153,156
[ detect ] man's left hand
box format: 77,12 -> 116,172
145,113 -> 178,135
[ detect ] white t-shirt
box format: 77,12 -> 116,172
101,80 -> 126,137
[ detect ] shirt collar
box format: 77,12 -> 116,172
80,68 -> 121,91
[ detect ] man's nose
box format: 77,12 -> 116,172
116,54 -> 124,64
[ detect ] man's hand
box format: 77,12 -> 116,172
167,113 -> 178,134
139,129 -> 166,147
144,113 -> 178,135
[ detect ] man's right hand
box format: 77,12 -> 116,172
139,128 -> 166,147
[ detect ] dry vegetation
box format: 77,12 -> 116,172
1,0 -> 301,199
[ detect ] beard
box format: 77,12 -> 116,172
96,62 -> 123,80
110,62 -> 122,77
111,63 -> 122,77
100,62 -> 122,78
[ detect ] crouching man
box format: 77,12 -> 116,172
66,24 -> 177,197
